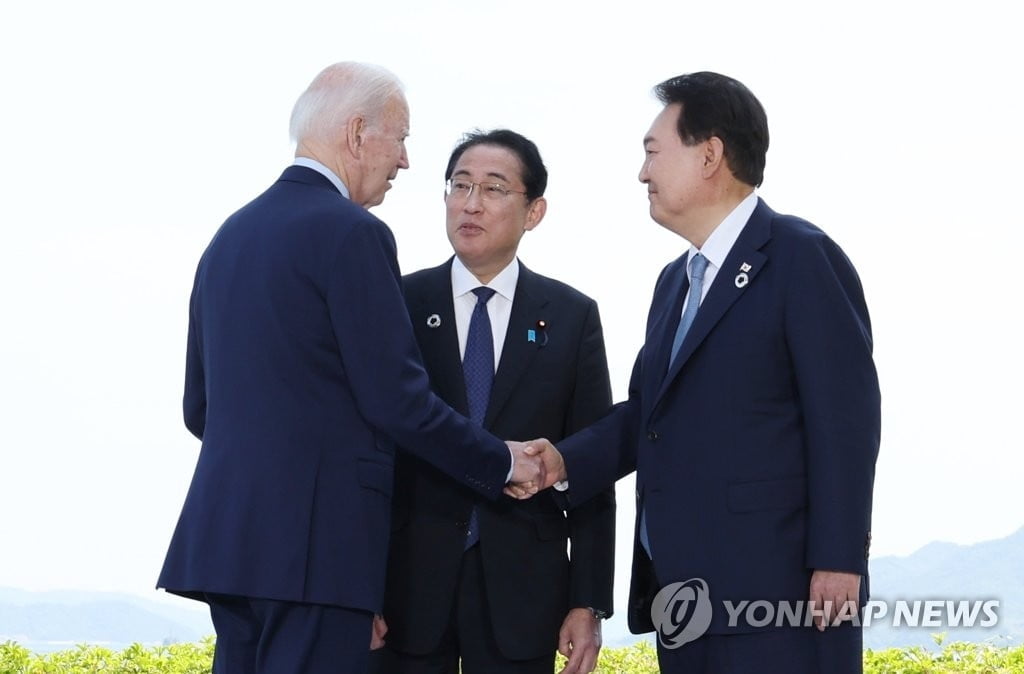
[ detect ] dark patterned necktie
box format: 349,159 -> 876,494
463,286 -> 496,548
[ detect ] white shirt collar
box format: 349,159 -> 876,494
292,157 -> 350,199
688,191 -> 759,270
451,256 -> 520,301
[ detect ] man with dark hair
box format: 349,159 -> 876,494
525,72 -> 880,673
156,65 -> 547,674
374,129 -> 616,674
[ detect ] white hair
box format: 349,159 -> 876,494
288,62 -> 405,145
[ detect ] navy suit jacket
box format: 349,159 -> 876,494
558,199 -> 881,634
157,166 -> 512,614
382,260 -> 615,659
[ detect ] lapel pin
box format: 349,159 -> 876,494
735,262 -> 751,288
426,314 -> 441,328
534,319 -> 549,346
527,329 -> 536,343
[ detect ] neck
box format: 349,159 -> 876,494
674,184 -> 754,249
462,255 -> 515,286
295,141 -> 352,189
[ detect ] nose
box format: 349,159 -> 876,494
638,158 -> 650,184
398,143 -> 410,170
463,184 -> 484,212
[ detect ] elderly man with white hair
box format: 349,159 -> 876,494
157,61 -> 547,674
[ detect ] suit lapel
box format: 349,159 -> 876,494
643,255 -> 691,408
408,261 -> 469,414
485,264 -> 549,428
654,199 -> 774,404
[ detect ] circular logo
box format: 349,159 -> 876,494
651,577 -> 713,649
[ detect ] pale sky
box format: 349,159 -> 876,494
1,0 -> 1021,628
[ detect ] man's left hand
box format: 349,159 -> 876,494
370,614 -> 387,650
557,607 -> 602,673
809,569 -> 860,631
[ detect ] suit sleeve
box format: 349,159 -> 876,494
182,263 -> 206,440
785,234 -> 880,575
327,219 -> 512,498
564,300 -> 616,615
558,346 -> 643,507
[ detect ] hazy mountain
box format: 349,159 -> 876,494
603,526 -> 1024,651
863,525 -> 1024,649
0,588 -> 211,653
3,527 -> 1021,653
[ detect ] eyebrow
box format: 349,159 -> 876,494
452,169 -> 515,184
643,135 -> 655,146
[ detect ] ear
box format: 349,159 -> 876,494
346,115 -> 367,157
523,197 -> 547,232
701,136 -> 726,178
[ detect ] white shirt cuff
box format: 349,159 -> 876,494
506,446 -> 515,483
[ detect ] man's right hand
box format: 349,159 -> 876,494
506,440 -> 546,498
505,438 -> 566,499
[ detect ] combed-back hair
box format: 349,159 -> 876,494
654,72 -> 769,187
289,62 -> 404,145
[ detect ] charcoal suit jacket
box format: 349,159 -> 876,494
381,259 -> 616,659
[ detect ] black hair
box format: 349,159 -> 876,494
445,129 -> 547,201
654,71 -> 769,187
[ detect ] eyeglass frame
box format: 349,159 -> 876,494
445,178 -> 529,202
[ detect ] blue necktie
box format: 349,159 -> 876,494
463,287 -> 496,548
668,253 -> 709,368
640,253 -> 708,556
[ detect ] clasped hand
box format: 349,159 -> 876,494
504,438 -> 566,499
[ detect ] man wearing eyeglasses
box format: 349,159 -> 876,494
372,129 -> 615,674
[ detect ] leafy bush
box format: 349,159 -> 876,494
2,638 -> 1023,673
863,640 -> 1024,673
0,638 -> 215,674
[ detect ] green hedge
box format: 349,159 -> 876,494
2,638 -> 1023,673
0,639 -> 216,673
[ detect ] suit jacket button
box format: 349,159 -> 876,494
647,430 -> 659,441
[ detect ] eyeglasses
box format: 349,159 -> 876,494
445,178 -> 527,202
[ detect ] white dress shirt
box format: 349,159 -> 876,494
451,256 -> 519,368
292,157 -> 350,199
680,191 -> 759,315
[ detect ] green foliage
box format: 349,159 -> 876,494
2,638 -> 1023,673
0,638 -> 214,674
556,639 -> 661,672
864,640 -> 1024,673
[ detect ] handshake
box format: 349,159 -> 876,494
504,439 -> 567,499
